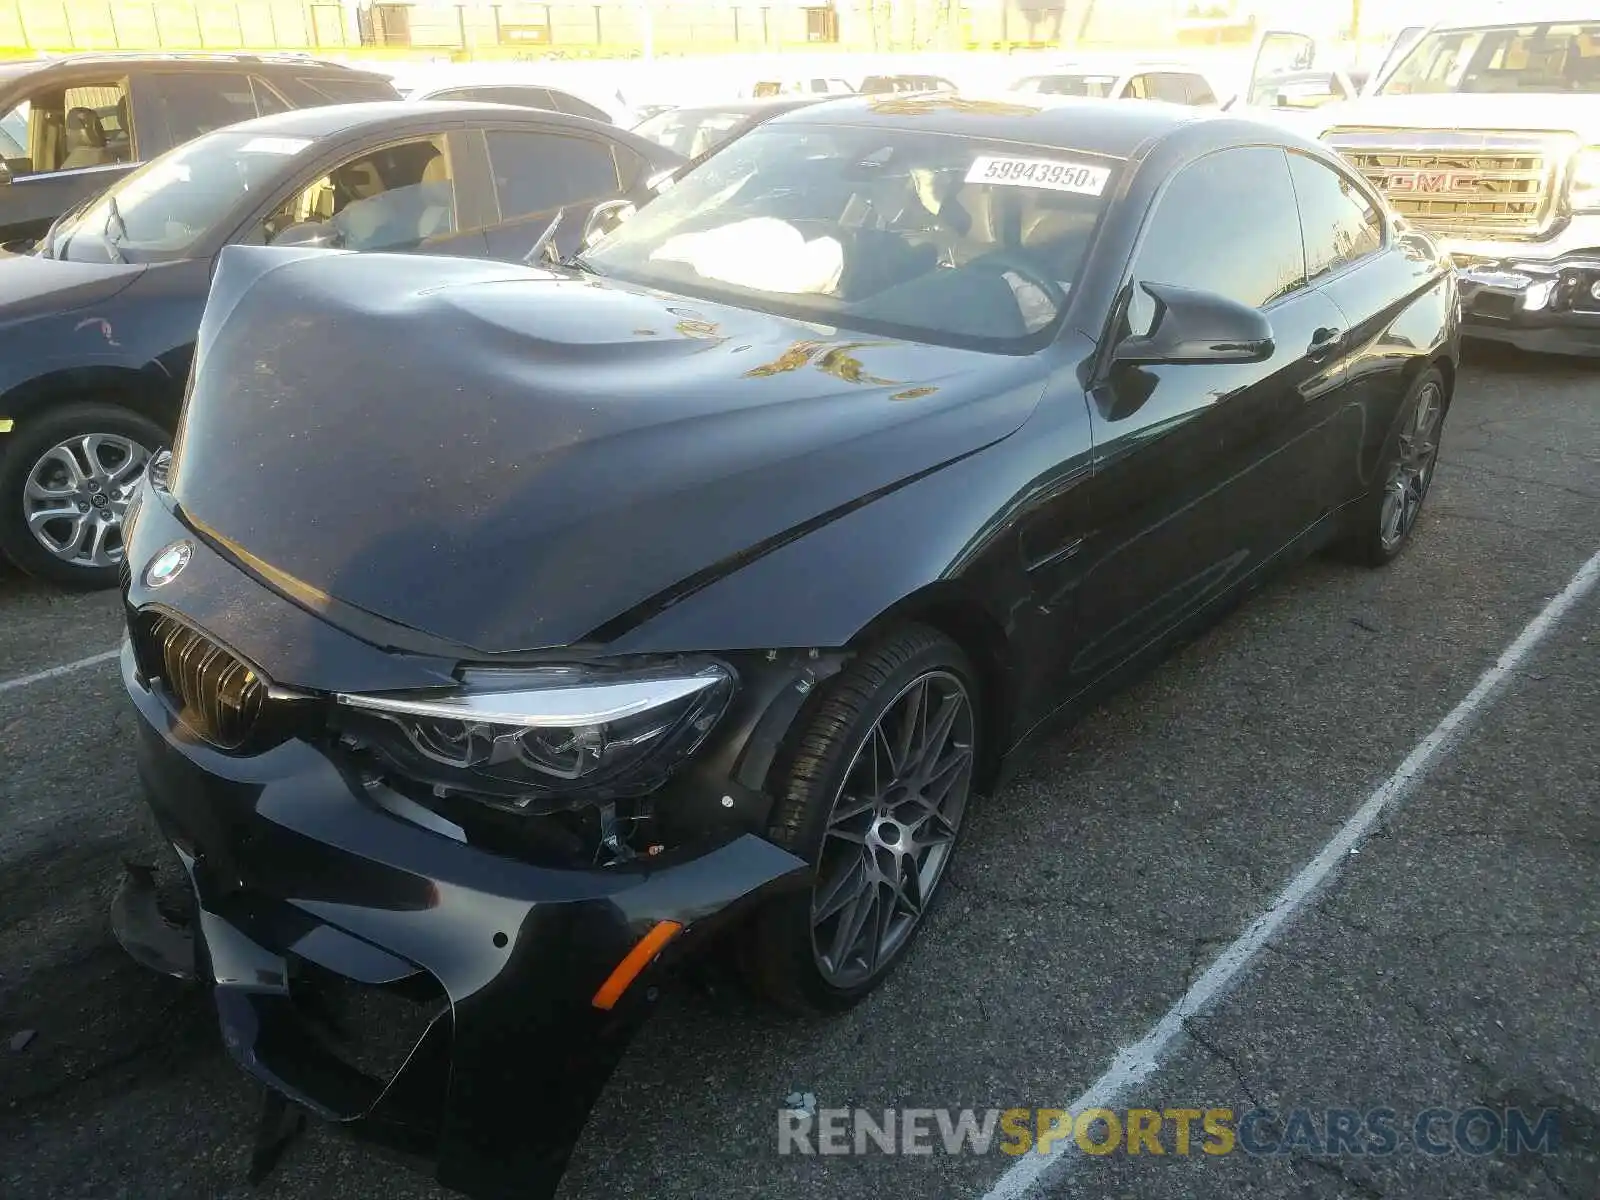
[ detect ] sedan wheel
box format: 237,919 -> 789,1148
1378,376 -> 1442,553
0,403 -> 167,589
1333,367 -> 1448,568
811,669 -> 974,989
24,433 -> 149,570
744,625 -> 980,1012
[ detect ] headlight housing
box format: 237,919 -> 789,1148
334,661 -> 736,813
1569,148 -> 1600,213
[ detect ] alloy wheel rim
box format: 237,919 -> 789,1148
810,669 -> 975,989
23,433 -> 150,569
1379,381 -> 1442,552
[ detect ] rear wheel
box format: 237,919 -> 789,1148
744,625 -> 979,1013
0,403 -> 166,589
1334,367 -> 1446,567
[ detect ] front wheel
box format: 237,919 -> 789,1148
743,625 -> 980,1013
0,403 -> 167,589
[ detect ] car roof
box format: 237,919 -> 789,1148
209,99 -> 602,139
0,51 -> 384,80
408,79 -> 583,96
1427,2 -> 1600,28
768,92 -> 1208,159
664,96 -> 829,117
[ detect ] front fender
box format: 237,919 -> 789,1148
601,422 -> 1049,655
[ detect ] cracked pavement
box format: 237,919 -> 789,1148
1,342 -> 1597,1200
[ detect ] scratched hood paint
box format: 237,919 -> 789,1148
172,247 -> 1047,654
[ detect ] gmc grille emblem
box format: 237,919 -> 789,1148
1386,170 -> 1480,193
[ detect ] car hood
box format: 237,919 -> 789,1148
171,247 -> 1049,655
1315,92 -> 1600,137
0,248 -> 146,325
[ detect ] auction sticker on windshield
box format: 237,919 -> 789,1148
966,154 -> 1110,195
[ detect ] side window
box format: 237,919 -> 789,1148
1147,73 -> 1191,104
548,90 -> 612,124
1121,74 -> 1152,99
1285,151 -> 1385,281
261,136 -> 456,252
485,130 -> 620,219
251,77 -> 292,116
480,87 -> 557,110
148,72 -> 260,146
1126,146 -> 1306,335
612,144 -> 648,190
297,76 -> 400,104
0,81 -> 133,175
0,103 -> 26,160
1183,74 -> 1217,105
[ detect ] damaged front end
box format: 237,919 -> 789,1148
112,494 -> 820,1200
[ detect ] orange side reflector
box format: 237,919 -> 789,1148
591,920 -> 684,1011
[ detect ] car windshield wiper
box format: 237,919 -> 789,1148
564,252 -> 601,276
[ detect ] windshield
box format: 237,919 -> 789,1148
47,129 -> 319,263
633,108 -> 752,159
1379,22 -> 1600,94
1248,70 -> 1351,109
1013,74 -> 1118,98
582,122 -> 1116,353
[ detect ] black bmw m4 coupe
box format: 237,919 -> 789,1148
112,93 -> 1459,1199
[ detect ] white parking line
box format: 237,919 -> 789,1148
981,544 -> 1600,1200
0,648 -> 120,695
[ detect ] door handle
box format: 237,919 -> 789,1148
1306,326 -> 1344,361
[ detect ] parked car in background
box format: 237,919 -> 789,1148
858,73 -> 957,94
112,92 -> 1456,1200
632,96 -> 826,161
748,76 -> 856,98
0,52 -> 400,249
1009,58 -> 1221,106
1251,10 -> 1600,355
405,79 -> 628,126
0,101 -> 681,588
1227,67 -> 1368,113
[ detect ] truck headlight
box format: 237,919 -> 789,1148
1569,148 -> 1600,212
335,661 -> 735,811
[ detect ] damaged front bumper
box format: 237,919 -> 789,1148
115,641 -> 808,1199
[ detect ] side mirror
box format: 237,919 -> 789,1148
1112,282 -> 1274,367
270,221 -> 342,249
581,198 -> 636,249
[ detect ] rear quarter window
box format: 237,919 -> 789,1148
1285,150 -> 1385,280
297,76 -> 401,103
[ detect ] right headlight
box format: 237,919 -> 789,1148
334,661 -> 736,813
1568,147 -> 1600,213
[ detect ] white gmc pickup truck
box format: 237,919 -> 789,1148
1251,7 -> 1600,356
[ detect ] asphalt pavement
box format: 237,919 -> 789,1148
1,343 -> 1596,1200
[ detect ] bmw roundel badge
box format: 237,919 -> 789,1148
144,540 -> 193,589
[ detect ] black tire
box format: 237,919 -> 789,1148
742,624 -> 980,1014
0,403 -> 168,589
1332,367 -> 1448,568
